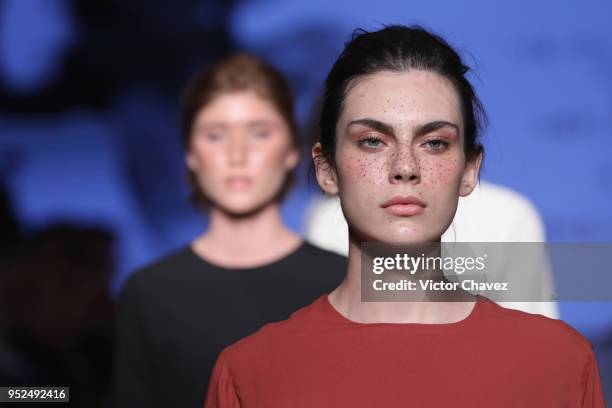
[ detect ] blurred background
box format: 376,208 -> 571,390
0,0 -> 610,406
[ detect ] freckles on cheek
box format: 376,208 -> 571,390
420,157 -> 462,186
342,155 -> 386,184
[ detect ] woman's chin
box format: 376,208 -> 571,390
215,197 -> 274,218
382,233 -> 436,244
358,227 -> 442,245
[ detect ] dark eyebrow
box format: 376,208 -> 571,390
347,118 -> 394,135
197,121 -> 227,129
246,119 -> 277,128
414,120 -> 459,137
347,118 -> 459,138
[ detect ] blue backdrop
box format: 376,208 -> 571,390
0,0 -> 610,389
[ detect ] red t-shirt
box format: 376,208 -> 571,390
205,295 -> 606,407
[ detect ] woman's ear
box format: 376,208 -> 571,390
459,149 -> 483,197
185,151 -> 199,172
312,143 -> 339,195
284,146 -> 300,171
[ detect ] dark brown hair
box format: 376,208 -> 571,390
181,53 -> 299,207
319,25 -> 485,167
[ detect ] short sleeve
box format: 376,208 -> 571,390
204,352 -> 241,408
577,347 -> 606,408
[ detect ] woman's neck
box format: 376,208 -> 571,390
192,203 -> 302,268
329,231 -> 475,324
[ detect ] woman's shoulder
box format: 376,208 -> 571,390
119,245 -> 199,297
477,297 -> 593,354
280,241 -> 346,285
298,241 -> 347,264
220,294 -> 329,361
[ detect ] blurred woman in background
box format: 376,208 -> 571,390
112,53 -> 345,408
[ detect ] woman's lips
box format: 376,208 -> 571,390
226,176 -> 251,190
381,196 -> 426,216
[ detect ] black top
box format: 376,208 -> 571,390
111,241 -> 346,408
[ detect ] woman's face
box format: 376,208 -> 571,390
187,91 -> 298,215
315,70 -> 481,243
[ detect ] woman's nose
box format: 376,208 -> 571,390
389,144 -> 420,184
227,137 -> 247,166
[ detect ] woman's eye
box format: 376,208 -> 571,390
251,129 -> 270,139
358,136 -> 384,149
424,139 -> 449,151
206,132 -> 224,141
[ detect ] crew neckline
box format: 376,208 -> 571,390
186,240 -> 308,272
320,293 -> 484,328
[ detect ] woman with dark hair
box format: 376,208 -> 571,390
111,53 -> 345,408
204,27 -> 605,407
